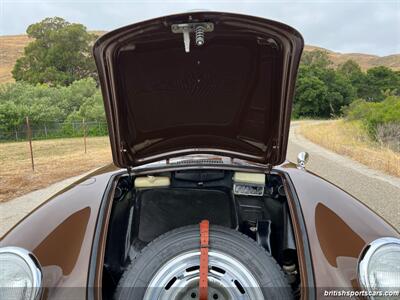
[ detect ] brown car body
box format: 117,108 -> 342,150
1,11 -> 399,300
1,162 -> 398,299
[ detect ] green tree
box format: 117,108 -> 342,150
338,59 -> 362,78
293,71 -> 328,118
294,61 -> 356,118
321,68 -> 356,117
357,66 -> 400,101
12,17 -> 97,86
337,60 -> 365,98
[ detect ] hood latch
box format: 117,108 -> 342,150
171,22 -> 214,53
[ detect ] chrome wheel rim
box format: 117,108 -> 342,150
143,250 -> 263,300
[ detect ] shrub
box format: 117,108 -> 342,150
343,96 -> 400,150
376,123 -> 400,152
0,78 -> 106,140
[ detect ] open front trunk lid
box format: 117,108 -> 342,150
94,12 -> 303,168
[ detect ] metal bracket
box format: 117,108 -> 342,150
256,220 -> 272,254
171,22 -> 214,53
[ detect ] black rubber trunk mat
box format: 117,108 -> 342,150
138,188 -> 233,242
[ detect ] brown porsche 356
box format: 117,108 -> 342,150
1,12 -> 399,300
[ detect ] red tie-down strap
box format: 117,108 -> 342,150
199,220 -> 210,300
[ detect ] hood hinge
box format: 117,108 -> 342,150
126,166 -> 134,187
265,163 -> 273,174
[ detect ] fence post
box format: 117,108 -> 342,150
83,118 -> 87,154
15,127 -> 18,141
44,124 -> 48,138
26,116 -> 35,171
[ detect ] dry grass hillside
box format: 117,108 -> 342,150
304,45 -> 400,71
1,33 -> 399,84
0,35 -> 33,83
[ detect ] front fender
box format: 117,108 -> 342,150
281,162 -> 399,297
0,164 -> 122,299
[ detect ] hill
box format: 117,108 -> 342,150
304,45 -> 400,71
1,33 -> 399,84
0,35 -> 33,84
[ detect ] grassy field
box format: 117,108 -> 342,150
1,34 -> 399,84
299,120 -> 400,177
1,122 -> 399,202
0,136 -> 111,202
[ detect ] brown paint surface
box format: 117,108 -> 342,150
315,203 -> 365,267
33,207 -> 91,275
280,162 -> 399,293
0,166 -> 119,297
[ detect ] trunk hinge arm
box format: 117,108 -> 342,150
126,167 -> 134,187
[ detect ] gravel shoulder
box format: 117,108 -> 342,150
1,122 -> 399,237
287,121 -> 400,230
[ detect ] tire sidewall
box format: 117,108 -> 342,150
115,225 -> 292,300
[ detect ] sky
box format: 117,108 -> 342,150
0,0 -> 399,56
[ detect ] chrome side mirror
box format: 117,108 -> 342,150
297,152 -> 309,169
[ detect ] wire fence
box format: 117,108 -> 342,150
0,120 -> 108,142
0,117 -> 110,171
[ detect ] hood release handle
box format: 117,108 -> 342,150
171,22 -> 214,53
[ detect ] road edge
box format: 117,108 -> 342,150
290,121 -> 400,189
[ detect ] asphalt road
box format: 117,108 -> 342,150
287,122 -> 400,230
1,123 -> 399,237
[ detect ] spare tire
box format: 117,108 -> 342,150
115,225 -> 292,300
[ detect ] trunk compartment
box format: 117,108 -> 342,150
102,168 -> 301,298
